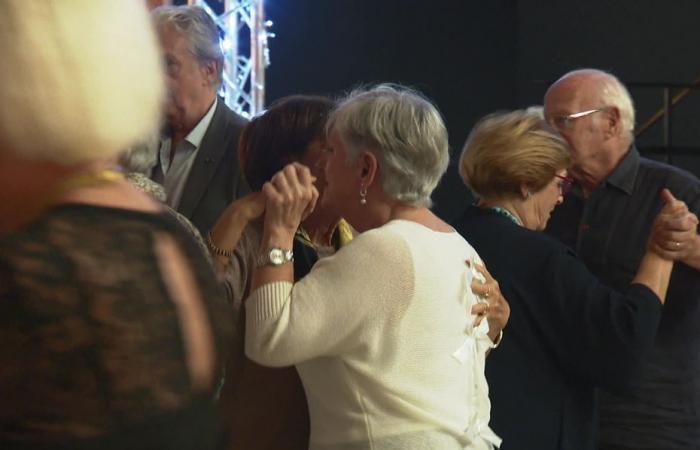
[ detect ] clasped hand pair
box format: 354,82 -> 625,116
262,163 -> 319,237
649,189 -> 699,262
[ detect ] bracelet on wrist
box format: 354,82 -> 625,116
207,231 -> 234,258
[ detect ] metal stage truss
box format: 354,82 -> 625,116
187,0 -> 272,118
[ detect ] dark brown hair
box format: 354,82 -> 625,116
239,95 -> 335,190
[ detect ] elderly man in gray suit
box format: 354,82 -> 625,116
151,5 -> 249,235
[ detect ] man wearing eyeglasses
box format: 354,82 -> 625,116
544,68 -> 700,449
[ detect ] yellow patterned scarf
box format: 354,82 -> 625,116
295,218 -> 353,250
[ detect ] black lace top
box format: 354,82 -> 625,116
0,204 -> 233,449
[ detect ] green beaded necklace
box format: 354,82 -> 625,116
488,206 -> 522,226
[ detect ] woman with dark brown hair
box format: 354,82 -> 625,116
208,95 -> 351,450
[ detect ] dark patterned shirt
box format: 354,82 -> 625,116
546,146 -> 700,448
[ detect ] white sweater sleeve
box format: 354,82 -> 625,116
245,228 -> 414,367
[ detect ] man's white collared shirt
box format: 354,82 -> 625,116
156,98 -> 218,209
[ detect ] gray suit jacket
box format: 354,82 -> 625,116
175,99 -> 249,235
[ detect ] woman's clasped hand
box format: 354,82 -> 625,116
262,163 -> 319,235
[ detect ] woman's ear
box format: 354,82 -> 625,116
520,183 -> 531,200
358,151 -> 379,187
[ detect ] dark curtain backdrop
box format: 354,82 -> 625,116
516,0 -> 700,179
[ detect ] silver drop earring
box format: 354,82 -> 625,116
360,187 -> 367,205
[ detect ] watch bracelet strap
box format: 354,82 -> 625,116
255,247 -> 294,268
207,231 -> 234,258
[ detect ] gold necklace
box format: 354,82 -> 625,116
4,169 -> 126,234
53,169 -> 125,198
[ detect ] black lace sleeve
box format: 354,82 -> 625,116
0,204 -> 232,447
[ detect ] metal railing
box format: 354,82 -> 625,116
630,79 -> 700,164
188,0 -> 273,117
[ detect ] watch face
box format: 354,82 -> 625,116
269,248 -> 285,265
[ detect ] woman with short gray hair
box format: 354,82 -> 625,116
243,84 -> 508,450
326,84 -> 449,207
119,136 -> 211,261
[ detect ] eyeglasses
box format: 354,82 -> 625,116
549,108 -> 608,130
555,174 -> 575,195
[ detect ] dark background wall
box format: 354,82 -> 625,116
515,0 -> 700,172
264,0 -> 518,219
200,0 -> 700,220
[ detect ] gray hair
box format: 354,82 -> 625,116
152,5 -> 223,88
597,72 -> 635,135
525,105 -> 545,119
119,132 -> 161,174
326,84 -> 450,207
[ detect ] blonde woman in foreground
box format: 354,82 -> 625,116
0,1 -> 231,449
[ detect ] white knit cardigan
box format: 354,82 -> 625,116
246,220 -> 501,450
